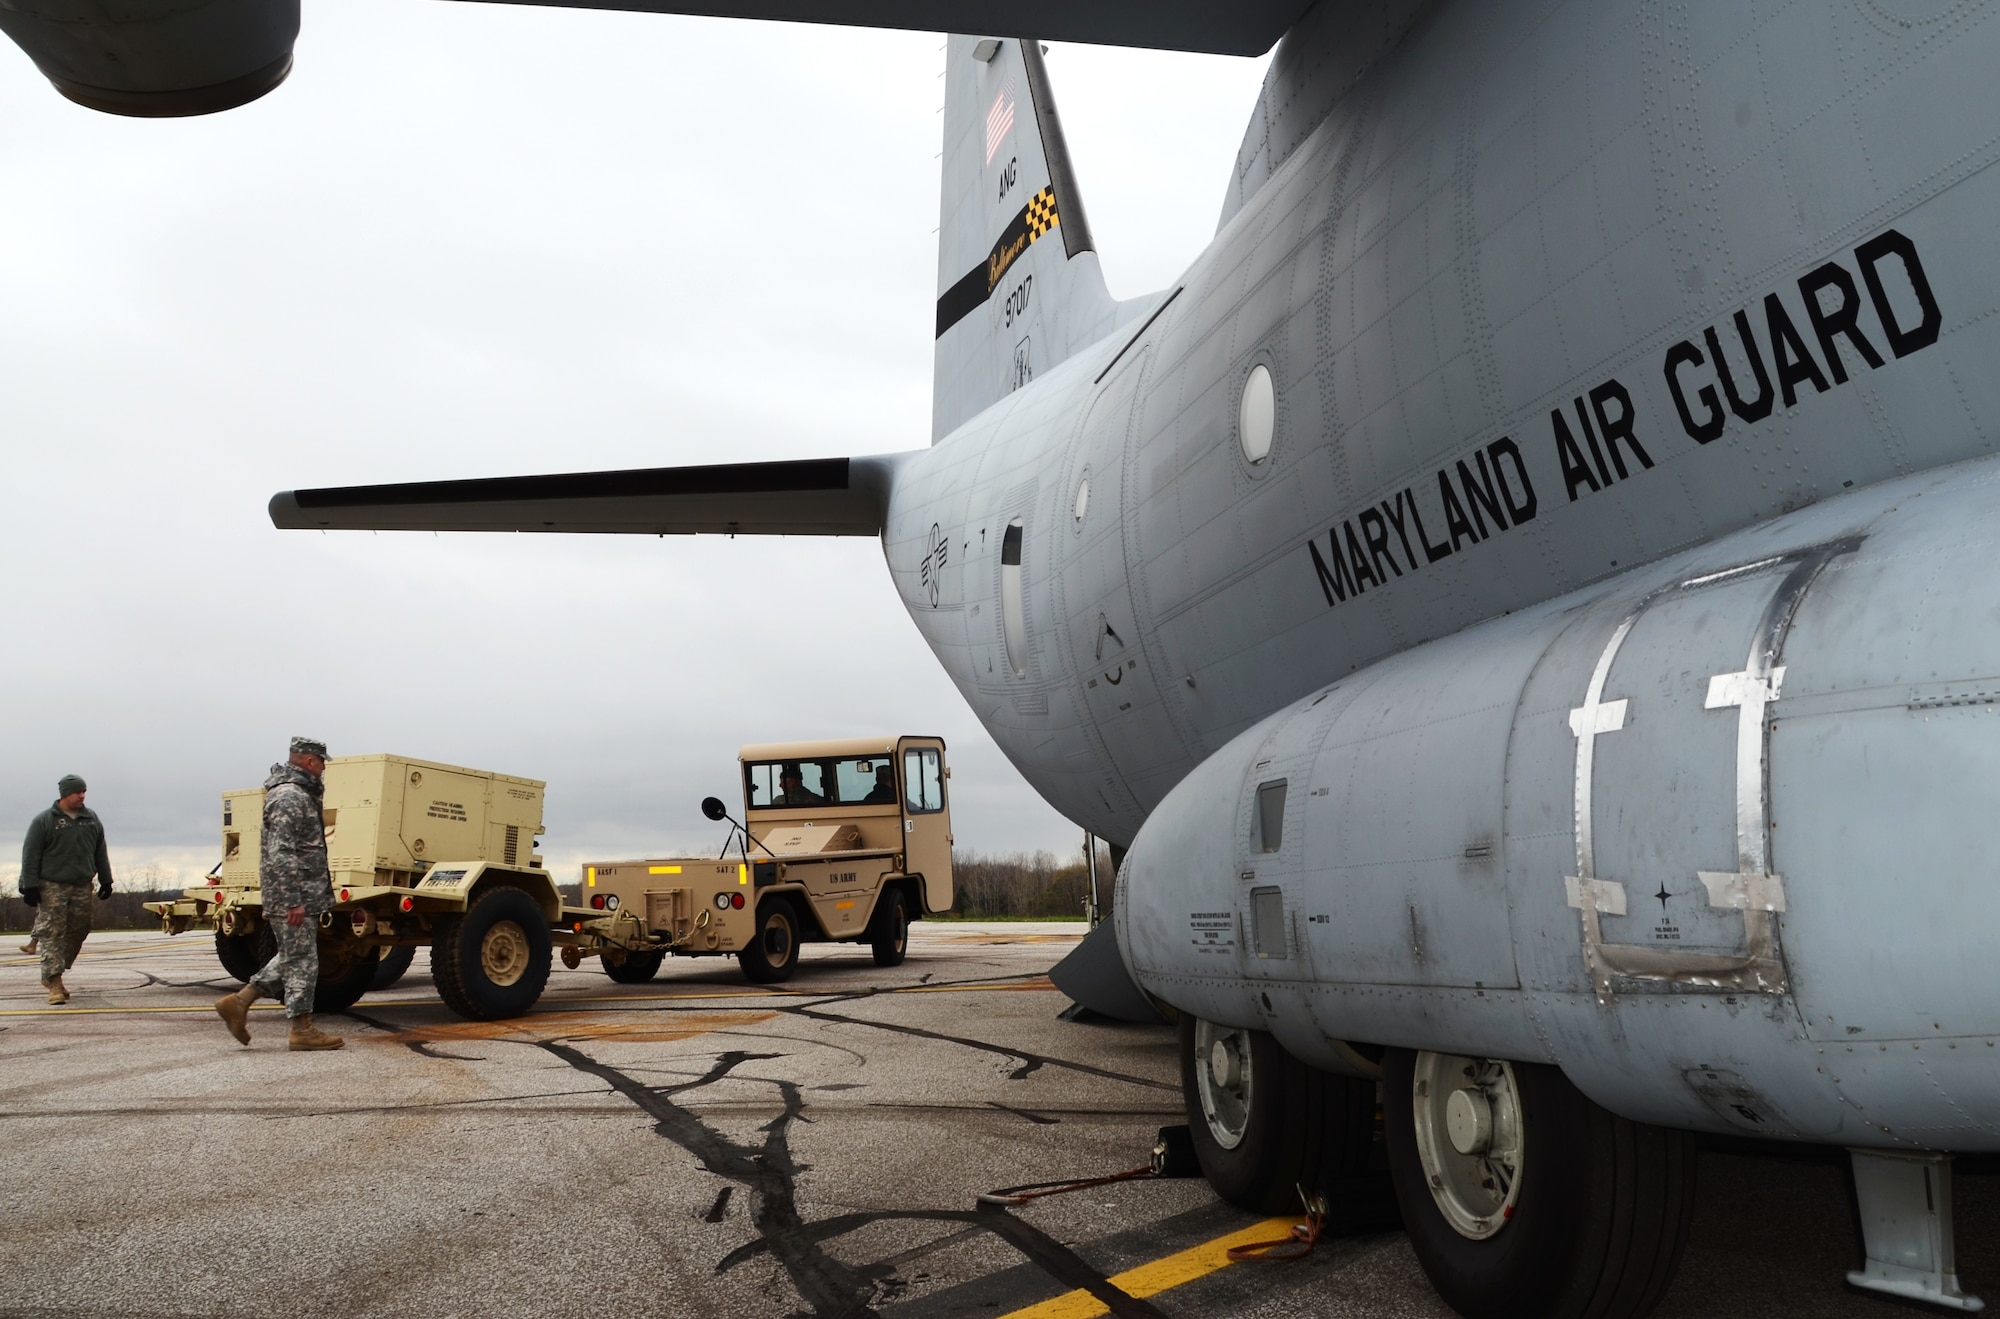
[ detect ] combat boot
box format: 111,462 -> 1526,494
215,983 -> 260,1045
287,1015 -> 344,1051
43,974 -> 68,1005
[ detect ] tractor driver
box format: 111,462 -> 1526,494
772,763 -> 826,807
862,765 -> 897,805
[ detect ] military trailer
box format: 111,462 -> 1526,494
147,754 -> 577,1019
574,736 -> 953,984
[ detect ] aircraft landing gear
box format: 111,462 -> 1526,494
1178,1015 -> 1379,1217
1384,1047 -> 1696,1319
1847,1149 -> 1984,1311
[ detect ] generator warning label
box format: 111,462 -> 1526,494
426,801 -> 468,822
1190,911 -> 1235,955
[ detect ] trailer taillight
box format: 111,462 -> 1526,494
591,894 -> 606,910
399,896 -> 415,913
731,893 -> 744,910
337,888 -> 351,903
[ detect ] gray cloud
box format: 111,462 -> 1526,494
0,2 -> 1268,886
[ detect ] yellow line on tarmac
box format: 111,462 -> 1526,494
455,990 -> 796,1007
0,976 -> 1060,1019
0,1003 -> 289,1018
2,940 -> 196,966
892,979 -> 1056,994
996,1217 -> 1303,1319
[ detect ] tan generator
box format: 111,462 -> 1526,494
148,754 -> 577,1019
574,735 -> 953,984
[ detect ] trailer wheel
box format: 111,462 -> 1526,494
431,886 -> 553,1020
1383,1047 -> 1695,1319
312,937 -> 380,1014
867,887 -> 909,967
603,950 -> 664,984
370,943 -> 416,991
214,930 -> 262,983
737,899 -> 801,984
1179,1014 -> 1377,1215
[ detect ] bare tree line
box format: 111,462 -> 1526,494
2,851 -> 1120,931
945,844 -> 1117,920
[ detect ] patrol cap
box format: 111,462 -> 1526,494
290,736 -> 329,759
57,774 -> 85,796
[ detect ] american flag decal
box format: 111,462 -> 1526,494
984,79 -> 1016,166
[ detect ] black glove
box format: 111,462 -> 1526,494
97,880 -> 112,900
20,888 -> 38,908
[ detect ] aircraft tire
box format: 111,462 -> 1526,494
429,886 -> 553,1020
1178,1015 -> 1376,1215
738,899 -> 801,984
370,943 -> 416,990
1383,1048 -> 1696,1319
868,887 -> 909,967
603,949 -> 665,983
213,930 -> 263,983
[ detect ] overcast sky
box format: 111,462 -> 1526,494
0,1 -> 1269,888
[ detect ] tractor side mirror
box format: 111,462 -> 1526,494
701,796 -> 728,822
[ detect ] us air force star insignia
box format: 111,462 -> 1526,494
921,523 -> 948,608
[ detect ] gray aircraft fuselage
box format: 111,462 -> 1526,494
888,0 -> 1988,853
882,0 -> 2000,1161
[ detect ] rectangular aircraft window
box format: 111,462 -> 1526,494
1257,779 -> 1287,853
1251,886 -> 1287,958
904,747 -> 945,813
1001,518 -> 1027,676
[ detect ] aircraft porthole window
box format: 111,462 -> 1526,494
1073,473 -> 1090,528
1239,363 -> 1275,465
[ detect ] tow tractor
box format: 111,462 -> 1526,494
573,736 -> 954,983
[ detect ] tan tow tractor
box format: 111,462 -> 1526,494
575,736 -> 953,984
146,754 -> 587,1019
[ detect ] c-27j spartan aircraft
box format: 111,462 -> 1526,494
145,740 -> 952,1016
16,0 -> 2000,1314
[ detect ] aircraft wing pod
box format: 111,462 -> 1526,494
457,0 -> 1309,55
268,454 -> 900,536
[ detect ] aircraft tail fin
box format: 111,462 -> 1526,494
932,35 -> 1118,440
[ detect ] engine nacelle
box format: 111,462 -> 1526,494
0,0 -> 299,117
1119,454 -> 2000,1151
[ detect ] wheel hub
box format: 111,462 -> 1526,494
1411,1052 -> 1524,1240
1209,1039 -> 1242,1089
480,920 -> 530,986
1192,1019 -> 1254,1151
1445,1088 -> 1493,1155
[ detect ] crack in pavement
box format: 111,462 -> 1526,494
344,1008 -> 487,1060
541,1042 -> 888,1317
769,1001 -> 1173,1091
535,1041 -> 1167,1319
353,979 -> 1170,1093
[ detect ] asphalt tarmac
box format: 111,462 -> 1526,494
1,926 -> 1993,1319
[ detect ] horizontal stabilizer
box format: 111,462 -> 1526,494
450,0 -> 1308,56
269,454 -> 902,536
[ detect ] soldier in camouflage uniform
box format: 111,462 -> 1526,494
18,774 -> 113,1005
214,738 -> 343,1050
